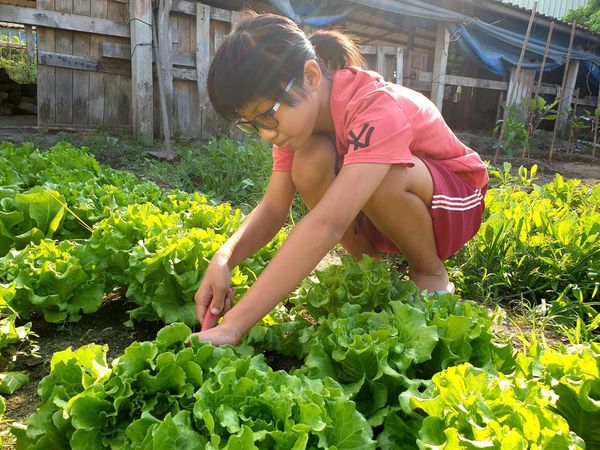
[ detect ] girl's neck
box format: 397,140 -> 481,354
314,78 -> 335,132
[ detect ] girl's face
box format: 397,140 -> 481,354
237,60 -> 328,151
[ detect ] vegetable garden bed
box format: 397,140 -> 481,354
0,139 -> 599,449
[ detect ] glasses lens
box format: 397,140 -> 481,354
236,122 -> 259,135
254,114 -> 278,130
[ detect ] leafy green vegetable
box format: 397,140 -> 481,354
401,362 -> 586,449
15,324 -> 375,449
0,240 -> 104,322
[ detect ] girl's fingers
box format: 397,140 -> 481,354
202,308 -> 219,331
195,287 -> 213,327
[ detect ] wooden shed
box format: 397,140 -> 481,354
1,0 -> 600,141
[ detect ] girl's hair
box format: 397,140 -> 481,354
207,12 -> 363,121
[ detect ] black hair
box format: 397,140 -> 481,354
206,12 -> 363,121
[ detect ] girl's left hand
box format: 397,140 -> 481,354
191,323 -> 242,346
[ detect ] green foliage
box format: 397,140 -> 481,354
0,49 -> 36,84
0,240 -> 105,322
147,137 -> 307,221
450,165 -> 600,332
14,323 -> 375,449
527,96 -> 558,137
565,0 -> 600,31
0,141 -> 285,326
400,362 -> 586,448
493,107 -> 529,156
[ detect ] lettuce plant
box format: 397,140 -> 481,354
0,239 -> 104,322
14,323 -> 376,449
399,362 -> 585,449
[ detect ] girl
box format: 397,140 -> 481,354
194,12 -> 488,345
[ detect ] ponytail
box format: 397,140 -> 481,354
309,29 -> 364,72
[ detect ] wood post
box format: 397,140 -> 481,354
196,3 -> 210,139
495,2 -> 537,163
396,47 -> 404,86
152,4 -> 174,160
557,60 -> 580,132
129,0 -> 153,144
549,20 -> 577,161
593,82 -> 600,158
431,23 -> 449,112
24,25 -> 35,65
376,45 -> 385,78
157,0 -> 173,136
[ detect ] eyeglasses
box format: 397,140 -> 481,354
235,78 -> 295,135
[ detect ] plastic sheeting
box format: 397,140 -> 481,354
266,0 -> 600,80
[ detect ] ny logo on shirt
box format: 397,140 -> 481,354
348,123 -> 375,151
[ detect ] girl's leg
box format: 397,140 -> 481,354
361,157 -> 451,292
291,135 -> 376,257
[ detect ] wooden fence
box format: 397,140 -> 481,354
0,0 -> 592,138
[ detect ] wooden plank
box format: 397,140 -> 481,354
101,41 -> 195,67
24,25 -> 35,64
72,0 -> 91,125
558,60 -> 580,131
88,0 -> 107,124
376,45 -> 385,77
196,3 -> 210,138
174,10 -> 191,136
172,0 -> 231,22
38,50 -> 130,74
360,45 -> 397,56
172,67 -> 196,80
396,47 -> 404,85
418,72 -> 507,91
129,0 -> 153,142
54,0 -> 73,126
158,0 -> 174,134
230,9 -> 249,29
211,18 -> 228,55
431,23 -> 449,112
103,0 -> 126,126
2,0 -> 37,8
0,4 -> 129,36
37,0 -> 56,125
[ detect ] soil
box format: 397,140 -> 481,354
0,128 -> 598,447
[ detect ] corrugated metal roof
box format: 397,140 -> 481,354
497,0 -> 587,19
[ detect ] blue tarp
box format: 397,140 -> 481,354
267,0 -> 600,82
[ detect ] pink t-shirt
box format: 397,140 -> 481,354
272,66 -> 488,189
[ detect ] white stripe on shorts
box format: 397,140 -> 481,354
431,189 -> 483,211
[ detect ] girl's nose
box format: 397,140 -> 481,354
258,127 -> 278,142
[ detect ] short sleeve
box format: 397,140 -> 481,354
272,145 -> 294,172
342,92 -> 415,167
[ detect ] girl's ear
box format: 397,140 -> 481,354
303,59 -> 323,93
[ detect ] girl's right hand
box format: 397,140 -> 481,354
194,257 -> 235,330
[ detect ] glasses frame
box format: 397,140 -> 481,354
235,77 -> 296,135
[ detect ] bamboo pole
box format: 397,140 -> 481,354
549,20 -> 577,162
524,21 -> 555,158
533,21 -> 554,102
592,82 -> 600,158
495,1 -> 537,164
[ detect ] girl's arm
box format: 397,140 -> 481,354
194,171 -> 296,325
216,171 -> 296,269
197,162 -> 391,344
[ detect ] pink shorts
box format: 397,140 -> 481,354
356,157 -> 487,260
